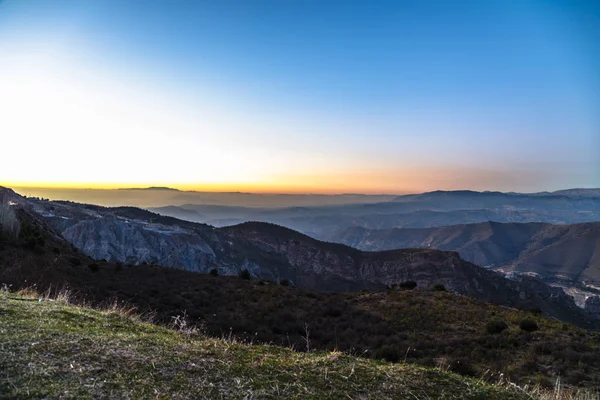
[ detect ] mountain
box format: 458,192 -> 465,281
547,188 -> 600,198
146,189 -> 600,239
2,201 -> 600,388
0,187 -> 590,327
331,221 -> 600,302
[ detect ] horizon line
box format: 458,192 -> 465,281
4,184 -> 599,197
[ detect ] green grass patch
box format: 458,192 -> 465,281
0,293 -> 526,399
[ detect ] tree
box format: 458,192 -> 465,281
519,318 -> 539,332
432,284 -> 446,292
399,281 -> 417,290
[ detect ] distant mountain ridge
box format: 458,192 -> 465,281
149,189 -> 600,239
330,221 -> 600,296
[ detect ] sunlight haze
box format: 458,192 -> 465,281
1,0 -> 598,193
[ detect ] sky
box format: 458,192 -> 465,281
0,0 -> 598,194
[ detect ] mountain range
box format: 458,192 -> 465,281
5,185 -> 600,388
148,189 -> 600,239
330,221 -> 600,303
0,186 -> 589,328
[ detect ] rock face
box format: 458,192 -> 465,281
32,201 -> 270,279
61,217 -> 216,270
9,188 -> 594,327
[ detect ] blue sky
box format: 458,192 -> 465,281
0,0 -> 598,193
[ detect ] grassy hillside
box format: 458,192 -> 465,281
0,291 -> 526,400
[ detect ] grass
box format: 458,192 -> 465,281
0,290 -> 529,400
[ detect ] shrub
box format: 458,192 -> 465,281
115,262 -> 123,272
375,345 -> 402,363
529,307 -> 542,315
88,263 -> 99,273
432,284 -> 446,292
18,221 -> 45,249
280,279 -> 290,286
399,281 -> 417,290
449,358 -> 476,376
239,269 -> 251,280
519,318 -> 539,332
209,268 -> 218,276
486,319 -> 508,334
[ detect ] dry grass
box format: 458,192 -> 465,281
0,290 -> 532,400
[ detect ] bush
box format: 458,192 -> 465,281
449,358 -> 476,376
432,284 -> 446,292
375,345 -> 402,363
399,281 -> 417,290
519,318 -> 539,332
239,269 -> 251,280
209,268 -> 218,276
486,319 -> 508,334
88,263 -> 99,273
529,307 -> 542,315
280,279 -> 290,286
18,221 -> 44,249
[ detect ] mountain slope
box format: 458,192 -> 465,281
0,292 -> 529,400
221,222 -> 591,326
330,221 -> 600,288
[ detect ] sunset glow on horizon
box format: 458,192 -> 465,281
1,0 -> 598,194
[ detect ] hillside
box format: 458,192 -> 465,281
330,221 -> 600,290
0,291 -> 530,400
222,222 -> 593,326
2,204 -> 600,388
